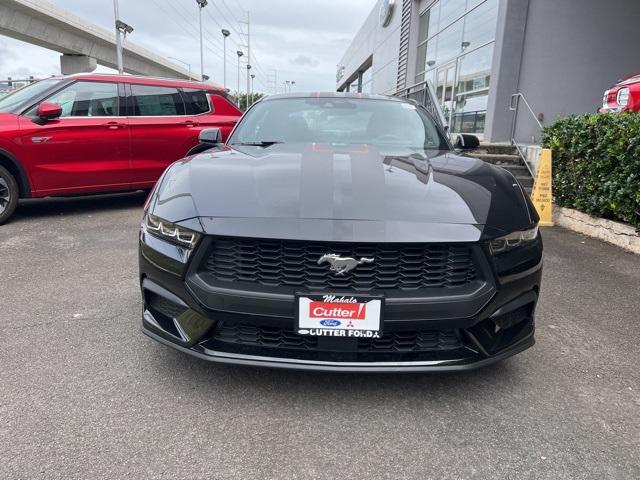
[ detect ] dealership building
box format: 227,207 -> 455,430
337,0 -> 640,143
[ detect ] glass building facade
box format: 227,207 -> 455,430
414,0 -> 498,133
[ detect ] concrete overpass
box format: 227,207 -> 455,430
0,0 -> 199,80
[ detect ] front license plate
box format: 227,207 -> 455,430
296,294 -> 383,338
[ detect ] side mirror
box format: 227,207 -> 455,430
199,128 -> 222,146
453,134 -> 480,150
37,102 -> 62,120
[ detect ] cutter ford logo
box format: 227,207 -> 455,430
310,301 -> 366,321
298,294 -> 382,338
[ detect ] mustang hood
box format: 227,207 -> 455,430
150,143 -> 536,243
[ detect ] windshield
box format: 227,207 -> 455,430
229,97 -> 449,150
0,79 -> 63,113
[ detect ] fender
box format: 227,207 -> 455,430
0,147 -> 32,198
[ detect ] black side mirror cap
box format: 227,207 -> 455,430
453,134 -> 480,150
199,128 -> 222,145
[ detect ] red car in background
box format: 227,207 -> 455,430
600,73 -> 640,113
0,73 -> 241,224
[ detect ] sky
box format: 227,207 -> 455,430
0,0 -> 376,92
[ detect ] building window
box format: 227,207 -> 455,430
452,42 -> 494,133
361,66 -> 373,93
413,0 -> 499,133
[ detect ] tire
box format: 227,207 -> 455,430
0,165 -> 19,225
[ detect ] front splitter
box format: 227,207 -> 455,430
142,326 -> 534,373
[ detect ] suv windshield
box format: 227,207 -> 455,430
0,79 -> 63,113
229,97 -> 449,150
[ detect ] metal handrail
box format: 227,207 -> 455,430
395,79 -> 448,133
510,93 -> 542,142
510,93 -> 542,178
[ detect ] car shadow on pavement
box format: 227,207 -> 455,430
13,190 -> 148,222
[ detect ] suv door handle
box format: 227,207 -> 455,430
102,121 -> 126,130
181,120 -> 199,127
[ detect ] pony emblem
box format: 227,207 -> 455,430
317,254 -> 374,276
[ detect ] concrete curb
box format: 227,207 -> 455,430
553,206 -> 640,254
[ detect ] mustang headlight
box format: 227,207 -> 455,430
490,226 -> 539,255
144,213 -> 201,248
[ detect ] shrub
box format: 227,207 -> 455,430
541,113 -> 640,230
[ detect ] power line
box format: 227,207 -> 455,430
149,0 -> 224,62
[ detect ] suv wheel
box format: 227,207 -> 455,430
0,165 -> 19,225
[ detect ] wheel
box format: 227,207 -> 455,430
0,165 -> 19,225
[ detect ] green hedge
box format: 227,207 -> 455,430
541,113 -> 640,230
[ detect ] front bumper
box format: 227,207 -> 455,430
139,232 -> 542,372
142,324 -> 534,372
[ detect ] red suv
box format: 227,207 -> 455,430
0,73 -> 241,224
600,73 -> 640,113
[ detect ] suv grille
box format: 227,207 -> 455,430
199,238 -> 477,292
212,322 -> 463,353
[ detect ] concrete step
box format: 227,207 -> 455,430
515,175 -> 534,188
474,143 -> 519,156
470,153 -> 522,166
500,164 -> 531,176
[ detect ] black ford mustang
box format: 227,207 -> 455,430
139,93 -> 542,372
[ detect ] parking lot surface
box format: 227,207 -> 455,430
1,193 -> 639,480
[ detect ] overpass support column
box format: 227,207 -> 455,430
60,54 -> 97,75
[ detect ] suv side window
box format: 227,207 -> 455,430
131,85 -> 185,116
182,89 -> 211,115
44,81 -> 119,117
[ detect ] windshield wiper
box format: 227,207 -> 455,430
232,141 -> 283,147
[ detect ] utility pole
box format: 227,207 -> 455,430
221,29 -> 230,90
196,0 -> 208,80
267,70 -> 278,94
239,11 -> 252,110
245,12 -> 251,112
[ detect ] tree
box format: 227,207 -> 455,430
229,92 -> 265,111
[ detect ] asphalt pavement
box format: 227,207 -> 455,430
1,193 -> 639,480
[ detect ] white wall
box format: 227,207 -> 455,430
336,0 -> 403,94
487,0 -> 640,143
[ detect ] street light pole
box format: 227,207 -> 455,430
250,73 -> 255,106
113,0 -> 123,73
236,50 -> 244,108
168,57 -> 191,79
196,0 -> 208,80
246,64 -> 252,110
113,1 -> 133,74
221,29 -> 230,90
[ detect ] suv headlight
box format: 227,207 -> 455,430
617,88 -> 630,106
490,226 -> 539,255
144,213 -> 201,248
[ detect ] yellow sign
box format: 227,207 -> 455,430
531,148 -> 554,227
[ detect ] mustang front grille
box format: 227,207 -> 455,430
198,237 -> 478,292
